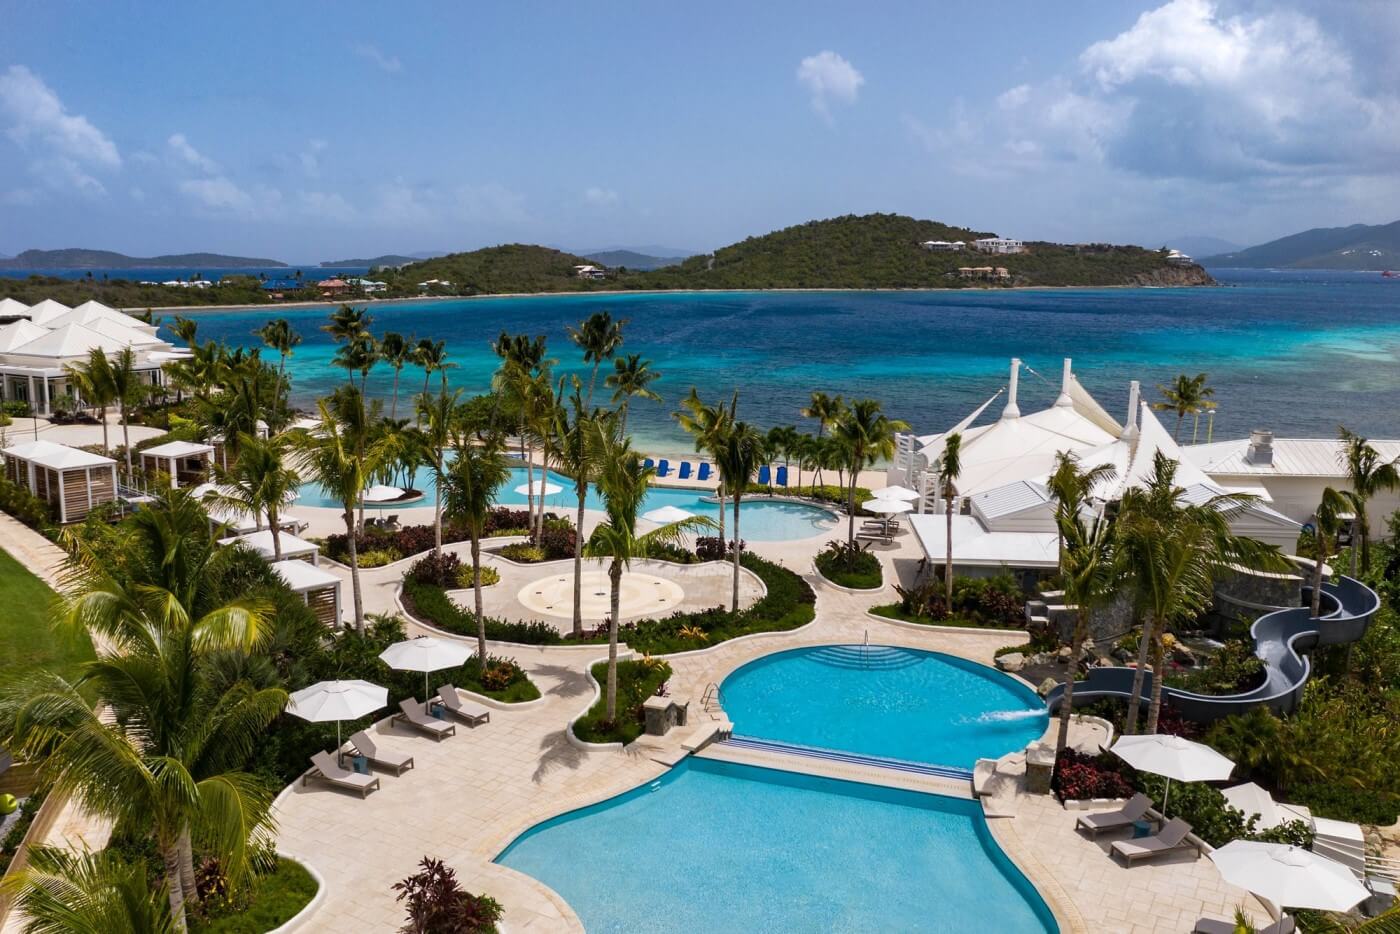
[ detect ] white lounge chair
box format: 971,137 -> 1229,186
1195,916 -> 1294,934
347,730 -> 415,775
391,698 -> 458,741
1111,817 -> 1196,864
432,685 -> 491,726
302,750 -> 380,798
1075,793 -> 1153,837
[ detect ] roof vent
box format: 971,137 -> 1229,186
1246,429 -> 1274,466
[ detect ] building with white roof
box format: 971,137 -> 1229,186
2,439 -> 118,523
220,529 -> 319,564
271,559 -> 342,627
971,237 -> 1025,255
0,298 -> 186,416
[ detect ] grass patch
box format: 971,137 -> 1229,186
814,544 -> 882,590
869,604 -> 987,628
571,659 -> 672,745
0,546 -> 93,686
190,857 -> 318,934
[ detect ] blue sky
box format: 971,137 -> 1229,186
1,0 -> 1397,260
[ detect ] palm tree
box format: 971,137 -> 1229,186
2,845 -> 177,934
832,399 -> 906,545
766,425 -> 799,485
333,334 -> 378,394
1337,427 -> 1399,575
713,419 -> 765,612
379,331 -> 412,419
65,348 -> 117,454
567,310 -> 625,406
675,389 -> 735,545
586,429 -> 711,719
800,392 -> 845,487
1308,486 -> 1353,620
606,353 -> 661,437
109,348 -> 149,476
171,315 -> 199,346
206,433 -> 300,560
936,433 -> 963,606
256,318 -> 300,389
322,305 -> 371,390
1151,373 -> 1214,443
549,379 -> 600,638
1050,454 -> 1122,753
415,389 -> 459,556
290,399 -> 386,630
491,334 -> 555,537
441,432 -> 511,662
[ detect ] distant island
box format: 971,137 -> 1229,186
0,248 -> 287,269
319,255 -> 419,268
1202,219 -> 1400,269
0,213 -> 1212,307
580,249 -> 686,271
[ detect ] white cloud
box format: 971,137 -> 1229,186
796,50 -> 864,121
583,186 -> 619,207
167,132 -> 220,174
352,43 -> 402,74
299,139 -> 327,176
0,65 -> 120,197
178,176 -> 255,212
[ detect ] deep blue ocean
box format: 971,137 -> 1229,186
160,268 -> 1400,452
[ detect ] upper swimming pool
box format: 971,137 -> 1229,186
720,645 -> 1049,769
297,466 -> 840,541
496,756 -> 1057,933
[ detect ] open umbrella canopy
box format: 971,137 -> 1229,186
1221,783 -> 1282,828
1209,840 -> 1370,912
362,484 -> 406,503
872,484 -> 921,501
380,636 -> 473,698
642,505 -> 696,524
864,498 -> 914,515
287,679 -> 388,750
1111,734 -> 1234,783
515,479 -> 563,497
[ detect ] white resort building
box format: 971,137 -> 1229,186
971,237 -> 1025,255
0,298 -> 188,416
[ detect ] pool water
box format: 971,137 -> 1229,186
721,645 -> 1049,769
297,466 -> 839,541
496,756 -> 1057,933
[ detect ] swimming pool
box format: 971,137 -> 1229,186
297,466 -> 840,541
497,756 -> 1057,933
720,645 -> 1049,769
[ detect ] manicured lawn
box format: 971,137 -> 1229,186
0,546 -> 92,685
190,858 -> 318,933
815,549 -> 883,589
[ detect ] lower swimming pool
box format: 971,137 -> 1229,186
720,645 -> 1049,769
496,756 -> 1057,933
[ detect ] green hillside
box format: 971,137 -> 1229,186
320,254 -> 418,268
0,248 -> 286,269
374,244 -> 608,294
1202,220 -> 1400,269
0,275 -> 280,307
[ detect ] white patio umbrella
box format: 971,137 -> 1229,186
1210,840 -> 1370,915
515,479 -> 562,497
872,484 -> 921,501
642,505 -> 696,524
287,679 -> 387,750
1221,782 -> 1283,829
863,498 -> 914,515
1111,733 -> 1234,815
362,484 -> 405,504
379,636 -> 472,699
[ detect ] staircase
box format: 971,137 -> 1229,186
807,645 -> 924,672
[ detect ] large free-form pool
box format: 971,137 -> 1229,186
497,756 -> 1057,933
720,645 -> 1049,769
297,466 -> 839,541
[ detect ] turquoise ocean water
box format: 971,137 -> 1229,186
174,269 -> 1400,450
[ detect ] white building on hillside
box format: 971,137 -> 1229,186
971,237 -> 1025,255
573,264 -> 606,280
920,240 -> 965,252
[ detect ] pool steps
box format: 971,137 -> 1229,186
807,645 -> 925,672
722,735 -> 974,781
697,736 -> 973,799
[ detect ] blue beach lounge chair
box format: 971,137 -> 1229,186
678,462 -> 693,480
643,458 -> 655,469
656,459 -> 671,477
776,465 -> 788,487
697,463 -> 711,482
757,465 -> 771,487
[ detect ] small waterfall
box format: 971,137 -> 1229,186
970,709 -> 1047,724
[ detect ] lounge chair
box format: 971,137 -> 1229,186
757,465 -> 771,486
678,462 -> 692,480
431,686 -> 491,726
347,730 -> 415,775
1075,793 -> 1152,837
303,750 -> 380,798
776,465 -> 788,487
1111,817 -> 1196,864
643,458 -> 655,469
656,459 -> 671,477
697,463 -> 711,481
391,698 -> 458,741
1195,916 -> 1294,934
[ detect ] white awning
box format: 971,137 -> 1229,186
908,512 -> 1058,568
2,439 -> 115,469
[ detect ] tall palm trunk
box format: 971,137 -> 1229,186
433,461 -> 444,557
606,559 -> 622,720
716,483 -> 726,546
472,535 -> 487,661
731,493 -> 742,612
100,405 -> 109,454
1310,545 -> 1326,618
522,436 -> 536,538
618,403 -> 630,439
269,503 -> 282,560
1056,610 -> 1088,751
120,401 -> 133,475
1125,612 -> 1154,735
587,362 -> 600,409
945,487 -> 955,605
1146,633 -> 1168,734
344,507 -> 364,631
573,480 -> 587,638
161,837 -> 188,931
846,475 -> 858,545
177,828 -> 198,904
390,367 -> 401,420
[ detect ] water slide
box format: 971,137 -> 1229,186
1046,575 -> 1379,723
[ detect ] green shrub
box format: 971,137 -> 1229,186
357,547 -> 402,568
402,578 -> 563,645
572,658 -> 672,745
1164,639 -> 1264,696
1,400 -> 31,417
1134,775 -> 1313,849
814,540 -> 882,589
497,543 -> 547,563
0,474 -> 54,532
189,857 -> 318,934
456,565 -> 501,587
1288,782 -> 1400,825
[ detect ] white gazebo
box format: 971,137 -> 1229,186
2,440 -> 118,524
220,529 -> 320,564
140,440 -> 215,489
272,559 -> 343,628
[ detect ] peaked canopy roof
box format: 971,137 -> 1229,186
5,322 -> 130,360
2,439 -> 115,469
24,299 -> 73,326
0,298 -> 29,318
0,320 -> 51,353
46,302 -> 157,334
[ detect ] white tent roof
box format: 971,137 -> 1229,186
221,529 -> 318,559
271,558 -> 339,592
0,319 -> 51,352
45,303 -> 158,335
142,440 -> 214,458
909,512 -> 1059,568
0,298 -> 29,318
83,316 -> 166,347
2,439 -> 115,469
3,322 -> 130,360
24,299 -> 73,326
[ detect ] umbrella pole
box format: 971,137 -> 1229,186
1162,777 -> 1171,818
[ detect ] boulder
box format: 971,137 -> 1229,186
1037,677 -> 1059,696
996,652 -> 1025,672
1170,643 -> 1198,666
1056,646 -> 1073,663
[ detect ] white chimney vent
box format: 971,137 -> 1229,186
1000,358 -> 1022,420
1246,429 -> 1274,466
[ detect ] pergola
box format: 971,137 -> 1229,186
271,559 -> 343,628
2,440 -> 117,524
220,529 -> 320,564
140,440 -> 214,489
